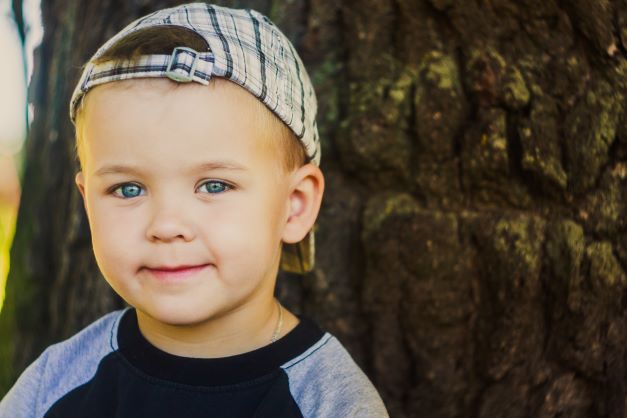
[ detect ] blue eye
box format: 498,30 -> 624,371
112,183 -> 144,198
198,180 -> 231,194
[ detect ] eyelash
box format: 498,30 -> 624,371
109,180 -> 233,199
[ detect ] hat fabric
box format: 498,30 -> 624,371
70,2 -> 320,165
69,2 -> 320,274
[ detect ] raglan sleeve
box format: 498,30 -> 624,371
0,350 -> 50,418
283,334 -> 389,418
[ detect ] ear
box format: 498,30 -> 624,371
75,171 -> 86,201
282,164 -> 325,244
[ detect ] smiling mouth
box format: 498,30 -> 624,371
143,264 -> 211,282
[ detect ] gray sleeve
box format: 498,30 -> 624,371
0,349 -> 49,418
282,334 -> 389,418
0,309 -> 123,418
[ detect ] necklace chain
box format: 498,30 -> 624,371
270,300 -> 284,343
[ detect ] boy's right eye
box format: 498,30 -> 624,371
111,183 -> 144,199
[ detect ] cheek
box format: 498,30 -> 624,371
206,196 -> 283,270
207,212 -> 267,260
87,201 -> 143,273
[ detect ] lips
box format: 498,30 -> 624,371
143,264 -> 211,282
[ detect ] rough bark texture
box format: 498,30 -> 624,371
1,1 -> 626,417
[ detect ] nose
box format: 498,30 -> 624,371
145,202 -> 195,243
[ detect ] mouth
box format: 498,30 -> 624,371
143,264 -> 211,282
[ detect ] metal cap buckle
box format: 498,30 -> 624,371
165,47 -> 199,83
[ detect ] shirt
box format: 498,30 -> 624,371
0,308 -> 389,417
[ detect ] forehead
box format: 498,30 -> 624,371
79,78 -> 278,173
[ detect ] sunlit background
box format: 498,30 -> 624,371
0,0 -> 42,311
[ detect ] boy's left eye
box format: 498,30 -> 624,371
197,180 -> 231,194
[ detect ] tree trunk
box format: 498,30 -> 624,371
1,1 -> 626,417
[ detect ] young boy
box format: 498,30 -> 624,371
0,3 -> 388,417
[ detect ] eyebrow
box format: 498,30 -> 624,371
93,161 -> 248,177
93,164 -> 142,177
190,161 -> 248,173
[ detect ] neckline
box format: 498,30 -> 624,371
117,308 -> 324,386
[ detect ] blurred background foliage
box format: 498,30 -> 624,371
0,0 -> 40,311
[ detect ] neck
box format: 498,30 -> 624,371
136,298 -> 284,358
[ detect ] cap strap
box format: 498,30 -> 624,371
165,47 -> 201,83
82,48 -> 215,92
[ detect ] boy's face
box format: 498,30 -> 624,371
75,79 -> 296,328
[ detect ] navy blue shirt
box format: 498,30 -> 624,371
1,309 -> 388,417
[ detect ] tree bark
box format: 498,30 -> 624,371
1,1 -> 626,417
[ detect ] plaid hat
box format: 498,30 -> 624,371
69,2 -> 320,274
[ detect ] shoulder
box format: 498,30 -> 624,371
0,309 -> 126,417
40,308 -> 124,374
281,332 -> 389,418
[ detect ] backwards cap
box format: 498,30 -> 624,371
69,2 -> 320,274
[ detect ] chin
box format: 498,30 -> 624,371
140,303 -> 218,327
